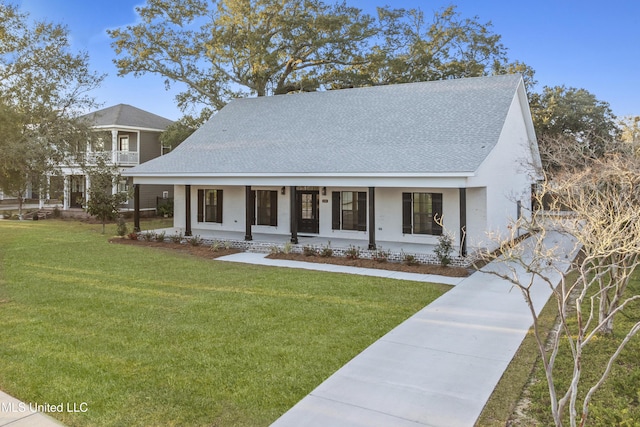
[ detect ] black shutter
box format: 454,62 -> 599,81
332,192 -> 340,230
432,193 -> 443,235
197,189 -> 204,222
216,190 -> 223,223
270,190 -> 278,226
402,192 -> 412,234
357,191 -> 367,231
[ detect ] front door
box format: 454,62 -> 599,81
70,175 -> 85,208
297,190 -> 319,234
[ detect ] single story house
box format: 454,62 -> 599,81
124,74 -> 541,256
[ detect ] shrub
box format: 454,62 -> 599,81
127,232 -> 138,240
434,232 -> 454,267
403,252 -> 418,266
116,217 -> 128,238
345,245 -> 360,260
211,241 -> 223,252
52,207 -> 61,219
142,231 -> 154,241
268,245 -> 280,255
319,242 -> 333,258
170,231 -> 183,243
303,245 -> 317,256
282,241 -> 292,254
155,231 -> 166,242
189,235 -> 203,246
372,247 -> 390,263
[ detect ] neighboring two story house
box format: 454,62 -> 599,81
124,75 -> 541,254
53,104 -> 174,212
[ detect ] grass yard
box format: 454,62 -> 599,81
479,271 -> 640,426
0,220 -> 450,426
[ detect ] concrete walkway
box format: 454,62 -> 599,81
216,252 -> 465,286
0,391 -> 64,426
270,230 -> 578,427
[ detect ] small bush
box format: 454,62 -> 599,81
142,231 -> 155,242
372,247 -> 390,263
52,207 -> 61,219
303,245 -> 317,256
116,217 -> 128,238
403,252 -> 418,266
345,245 -> 360,260
155,231 -> 166,242
268,245 -> 281,255
434,232 -> 454,267
223,240 -> 232,250
170,232 -> 183,244
282,241 -> 292,254
319,242 -> 333,258
211,241 -> 223,252
127,232 -> 138,241
189,235 -> 203,246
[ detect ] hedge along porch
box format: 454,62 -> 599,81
126,75 -> 541,257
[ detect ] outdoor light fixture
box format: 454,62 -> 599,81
322,187 -> 327,195
281,187 -> 286,195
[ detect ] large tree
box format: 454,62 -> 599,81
530,86 -> 618,174
109,0 -> 525,113
0,3 -> 103,215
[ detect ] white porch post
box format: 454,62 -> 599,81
85,174 -> 91,207
111,130 -> 118,164
63,175 -> 70,210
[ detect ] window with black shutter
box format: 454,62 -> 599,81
332,191 -> 367,231
256,190 -> 278,226
401,192 -> 442,235
198,189 -> 223,223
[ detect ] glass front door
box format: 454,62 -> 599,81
297,190 -> 319,234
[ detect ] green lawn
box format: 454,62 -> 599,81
0,220 -> 450,426
479,271 -> 640,426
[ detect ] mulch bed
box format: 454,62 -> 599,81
108,238 -> 241,259
267,253 -> 471,277
109,238 -> 471,278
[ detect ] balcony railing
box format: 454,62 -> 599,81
68,151 -> 139,166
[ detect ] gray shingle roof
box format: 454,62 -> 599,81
82,104 -> 173,131
127,75 -> 523,176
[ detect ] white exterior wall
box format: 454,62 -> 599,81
170,184 -> 470,248
374,187 -> 460,245
467,89 -> 537,249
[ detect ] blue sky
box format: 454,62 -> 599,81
15,0 -> 640,121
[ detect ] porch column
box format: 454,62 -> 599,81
245,185 -> 253,241
185,185 -> 192,236
133,184 -> 140,232
368,187 -> 376,250
289,186 -> 298,244
85,174 -> 91,207
111,130 -> 118,164
459,188 -> 467,257
63,175 -> 70,210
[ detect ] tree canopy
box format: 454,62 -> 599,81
109,0 -> 526,113
530,86 -> 619,175
0,3 -> 103,212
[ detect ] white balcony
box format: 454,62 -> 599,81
70,151 -> 140,166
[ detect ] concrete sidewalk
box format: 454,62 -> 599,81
270,230 -> 578,427
215,252 -> 465,286
0,391 -> 64,426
